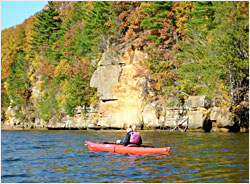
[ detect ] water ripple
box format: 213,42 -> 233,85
1,131 -> 249,183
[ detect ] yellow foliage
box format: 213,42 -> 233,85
213,80 -> 231,111
54,59 -> 71,77
159,61 -> 166,67
144,93 -> 152,103
5,112 -> 11,123
140,2 -> 151,9
155,80 -> 162,91
31,54 -> 45,67
29,73 -> 36,82
151,74 -> 158,81
23,16 -> 38,53
174,2 -> 194,33
89,93 -> 98,107
4,81 -> 9,92
56,79 -> 71,109
56,93 -> 69,110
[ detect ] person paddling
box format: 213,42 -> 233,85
116,125 -> 142,147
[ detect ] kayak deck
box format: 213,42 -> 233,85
85,141 -> 171,155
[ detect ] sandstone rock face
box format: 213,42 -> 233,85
98,48 -> 124,66
210,107 -> 233,127
186,96 -> 208,109
185,96 -> 209,129
90,65 -> 121,100
142,104 -> 160,128
88,47 -> 236,131
187,108 -> 207,129
2,45 -> 240,132
163,107 -> 181,128
91,46 -> 149,128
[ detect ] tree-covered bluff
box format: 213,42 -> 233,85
1,1 -> 249,132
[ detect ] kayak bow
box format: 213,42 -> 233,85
85,141 -> 171,155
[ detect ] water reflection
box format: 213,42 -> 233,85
1,130 -> 249,183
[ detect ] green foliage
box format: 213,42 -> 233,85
6,52 -> 31,120
176,1 -> 249,126
1,1 -> 248,128
31,1 -> 61,49
30,1 -> 65,65
211,2 -> 249,104
1,90 -> 10,109
46,29 -> 66,63
38,76 -> 61,121
186,1 -> 216,36
139,2 -> 191,100
65,72 -> 96,115
39,91 -> 58,122
68,1 -> 118,58
7,52 -> 30,107
141,1 -> 173,42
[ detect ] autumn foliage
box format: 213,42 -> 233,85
1,1 -> 249,127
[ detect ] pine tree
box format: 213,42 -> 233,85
187,1 -> 216,36
83,1 -> 118,53
175,1 -> 217,88
7,51 -> 31,121
30,1 -> 62,53
65,72 -> 96,116
176,1 -> 249,128
211,2 -> 249,122
8,52 -> 30,106
141,1 -> 173,42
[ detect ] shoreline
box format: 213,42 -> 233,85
2,126 -> 248,133
0,125 -> 201,132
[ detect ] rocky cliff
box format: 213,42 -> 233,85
90,46 -> 148,128
2,44 -> 246,132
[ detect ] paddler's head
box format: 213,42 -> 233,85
132,125 -> 136,131
125,125 -> 132,132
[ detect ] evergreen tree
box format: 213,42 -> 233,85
8,52 -> 30,108
211,2 -> 249,125
187,1 -> 216,36
64,1 -> 119,61
65,72 -> 96,116
7,52 -> 31,121
74,1 -> 118,56
176,1 -> 249,127
39,90 -> 58,122
175,1 -> 217,96
141,1 -> 173,42
85,1 -> 118,51
30,1 -> 62,53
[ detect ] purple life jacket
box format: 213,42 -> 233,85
129,132 -> 141,144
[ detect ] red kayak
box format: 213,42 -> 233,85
85,141 -> 171,155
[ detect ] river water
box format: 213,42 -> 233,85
1,130 -> 249,183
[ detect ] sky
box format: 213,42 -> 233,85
1,1 -> 48,30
